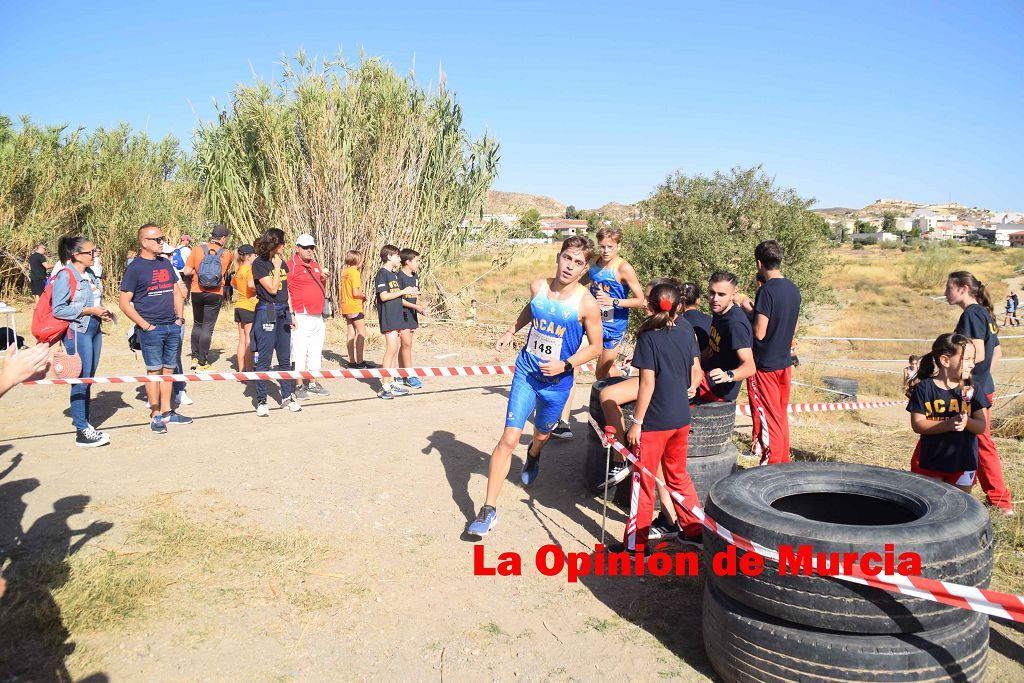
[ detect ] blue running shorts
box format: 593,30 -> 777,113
505,371 -> 574,433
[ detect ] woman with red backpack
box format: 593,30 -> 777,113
50,235 -> 115,447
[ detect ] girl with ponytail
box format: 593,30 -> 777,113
906,333 -> 987,493
946,271 -> 1014,512
613,282 -> 704,554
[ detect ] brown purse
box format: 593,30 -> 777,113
50,342 -> 82,379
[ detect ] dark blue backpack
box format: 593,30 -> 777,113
197,245 -> 224,288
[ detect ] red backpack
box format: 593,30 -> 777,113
32,269 -> 77,345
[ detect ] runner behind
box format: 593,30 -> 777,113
340,250 -> 368,368
907,333 -> 988,492
613,282 -> 703,553
231,245 -> 257,371
947,271 -> 1014,514
375,245 -> 417,399
397,248 -> 427,389
748,240 -> 801,465
466,236 -> 602,537
696,272 -> 755,404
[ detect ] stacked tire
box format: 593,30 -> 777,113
584,378 -> 738,509
702,462 -> 992,682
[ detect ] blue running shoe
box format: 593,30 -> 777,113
521,444 -> 541,487
162,411 -> 193,425
467,506 -> 497,537
403,376 -> 423,389
150,415 -> 168,434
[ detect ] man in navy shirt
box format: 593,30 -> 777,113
748,240 -> 801,465
698,271 -> 755,403
119,224 -> 190,434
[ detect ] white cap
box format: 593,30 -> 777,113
296,233 -> 316,247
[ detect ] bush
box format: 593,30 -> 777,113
624,166 -> 832,311
879,241 -> 900,250
852,243 -> 865,250
901,244 -> 959,289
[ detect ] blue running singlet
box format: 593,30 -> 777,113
505,281 -> 586,432
588,257 -> 629,349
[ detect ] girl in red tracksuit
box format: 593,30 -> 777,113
907,333 -> 988,493
620,282 -> 704,552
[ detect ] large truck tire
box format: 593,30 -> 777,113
704,462 -> 992,634
703,582 -> 989,683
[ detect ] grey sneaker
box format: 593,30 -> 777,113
390,382 -> 410,396
307,382 -> 330,396
293,385 -> 310,401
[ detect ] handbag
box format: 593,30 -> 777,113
322,297 -> 335,319
50,342 -> 82,380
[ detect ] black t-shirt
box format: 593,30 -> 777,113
907,380 -> 990,472
252,257 -> 290,305
753,277 -> 801,371
955,304 -> 999,396
29,252 -> 48,282
397,270 -> 420,328
707,305 -> 753,401
375,267 -> 405,332
683,308 -> 712,353
631,319 -> 700,431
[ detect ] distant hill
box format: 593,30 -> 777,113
813,199 -> 997,222
485,191 -> 566,218
591,202 -> 640,222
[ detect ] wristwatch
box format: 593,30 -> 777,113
612,298 -> 619,307
175,316 -> 186,324
564,360 -> 574,373
726,370 -> 735,381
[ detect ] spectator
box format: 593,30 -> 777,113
288,234 -> 330,400
51,235 -> 115,447
1004,293 -> 1020,328
680,281 -> 712,353
697,271 -> 755,404
903,354 -> 920,394
0,343 -> 51,400
231,245 -> 257,371
28,243 -> 53,302
91,246 -> 104,280
181,224 -> 232,371
375,245 -> 416,400
747,240 -> 801,465
466,299 -> 478,326
397,248 -> 426,390
126,250 -> 137,266
251,227 -> 300,416
170,235 -> 193,303
161,242 -> 192,406
119,224 -> 193,434
340,250 -> 368,368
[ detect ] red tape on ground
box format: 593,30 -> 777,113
586,414 -> 1024,622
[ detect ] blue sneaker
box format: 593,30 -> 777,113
150,415 -> 168,434
162,411 -> 193,425
521,443 -> 541,486
467,506 -> 497,537
403,376 -> 423,389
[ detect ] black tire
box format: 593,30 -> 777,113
703,582 -> 989,683
585,378 -> 632,494
704,463 -> 993,634
822,375 -> 859,400
621,400 -> 737,458
687,443 -> 738,505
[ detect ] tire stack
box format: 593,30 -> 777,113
702,462 -> 992,682
584,378 -> 738,509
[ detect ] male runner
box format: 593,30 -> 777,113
467,236 -> 603,537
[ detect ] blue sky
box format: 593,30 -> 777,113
2,1 -> 1022,210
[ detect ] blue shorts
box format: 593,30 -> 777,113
138,324 -> 182,371
602,320 -> 628,350
505,371 -> 574,433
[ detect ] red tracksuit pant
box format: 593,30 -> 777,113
978,393 -> 1012,510
624,425 -> 702,551
748,367 -> 792,465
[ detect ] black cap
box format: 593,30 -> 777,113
237,244 -> 255,255
211,224 -> 230,239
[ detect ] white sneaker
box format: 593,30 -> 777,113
256,402 -> 269,417
283,397 -> 302,413
176,390 -> 194,406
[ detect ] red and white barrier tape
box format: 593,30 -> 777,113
736,399 -> 906,416
587,414 -> 1024,622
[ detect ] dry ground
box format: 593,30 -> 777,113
0,243 -> 1023,681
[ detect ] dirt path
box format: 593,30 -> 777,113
1,304 -> 1022,681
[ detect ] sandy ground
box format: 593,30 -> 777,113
1,306 -> 1023,681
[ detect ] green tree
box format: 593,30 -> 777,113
855,220 -> 878,234
909,226 -> 922,239
624,165 -> 832,311
517,208 -> 541,236
882,211 -> 898,233
565,205 -> 581,219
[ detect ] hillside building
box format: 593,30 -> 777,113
539,219 -> 587,237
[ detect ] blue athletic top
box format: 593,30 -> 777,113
588,257 -> 629,330
516,281 -> 586,382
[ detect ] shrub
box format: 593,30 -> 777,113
852,243 -> 864,250
901,244 -> 959,289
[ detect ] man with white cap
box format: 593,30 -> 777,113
288,233 -> 330,399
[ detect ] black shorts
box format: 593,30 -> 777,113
344,312 -> 365,321
234,308 -> 255,324
31,279 -> 46,296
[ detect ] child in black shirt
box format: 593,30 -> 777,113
907,333 -> 989,492
375,244 -> 417,399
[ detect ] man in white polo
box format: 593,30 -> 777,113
288,233 -> 330,400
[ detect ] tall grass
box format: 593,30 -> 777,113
0,116 -> 202,297
192,52 -> 501,298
